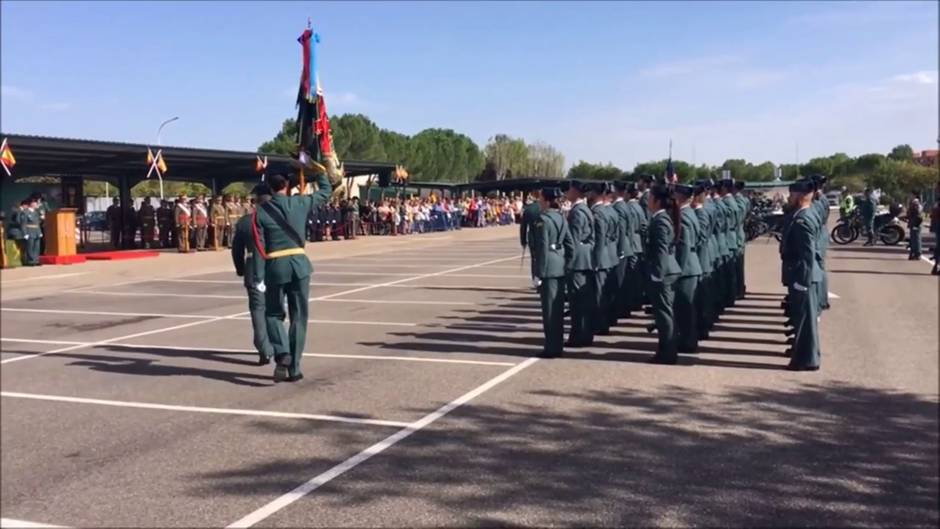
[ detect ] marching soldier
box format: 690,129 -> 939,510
673,183 -> 703,353
532,187 -> 573,358
250,172 -> 332,383
231,184 -> 275,365
720,179 -> 740,308
210,195 -> 226,251
174,195 -> 191,253
137,197 -> 156,249
193,195 -> 209,251
626,183 -> 646,314
520,189 -> 542,282
646,183 -> 681,364
612,181 -> 636,319
781,179 -> 822,371
224,195 -> 241,247
106,197 -> 123,249
693,180 -> 715,339
588,182 -> 617,336
564,180 -> 596,348
733,180 -> 750,299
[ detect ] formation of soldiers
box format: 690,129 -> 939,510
525,176 -> 756,365
105,194 -> 253,252
5,193 -> 46,266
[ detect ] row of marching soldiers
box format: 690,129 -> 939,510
522,175 -> 751,364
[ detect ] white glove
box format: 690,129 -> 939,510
255,281 -> 266,293
531,277 -> 542,289
792,282 -> 807,292
23,235 -> 29,240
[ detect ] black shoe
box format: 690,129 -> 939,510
643,307 -> 653,315
645,324 -> 656,334
565,340 -> 588,348
273,354 -> 290,383
594,329 -> 611,336
786,364 -> 819,371
258,355 -> 271,367
783,348 -> 793,357
932,268 -> 939,275
286,373 -> 304,382
537,351 -> 561,359
785,337 -> 794,345
647,356 -> 677,365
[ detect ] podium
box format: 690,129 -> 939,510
44,208 -> 78,257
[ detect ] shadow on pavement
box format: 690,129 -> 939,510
190,382 -> 939,527
829,269 -> 933,277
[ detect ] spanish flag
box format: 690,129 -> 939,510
0,138 -> 15,175
157,152 -> 168,174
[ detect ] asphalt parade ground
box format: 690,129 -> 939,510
1,225 -> 937,528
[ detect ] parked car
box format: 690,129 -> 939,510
81,211 -> 107,231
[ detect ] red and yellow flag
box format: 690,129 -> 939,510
0,138 -> 16,175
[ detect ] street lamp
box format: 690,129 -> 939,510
154,116 -> 179,199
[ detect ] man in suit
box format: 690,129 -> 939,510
563,180 -> 596,347
251,172 -> 332,383
232,184 -> 275,365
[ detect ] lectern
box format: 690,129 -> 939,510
44,208 -> 78,257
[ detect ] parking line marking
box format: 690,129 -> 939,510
0,518 -> 67,528
225,357 -> 539,528
0,272 -> 88,284
61,291 -> 475,306
311,298 -> 474,306
0,339 -> 512,366
1,307 -> 215,320
0,391 -> 410,428
156,279 -> 525,291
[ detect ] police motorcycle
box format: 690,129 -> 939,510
830,204 -> 905,245
745,198 -> 786,242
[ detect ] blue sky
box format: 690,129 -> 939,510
1,1 -> 937,169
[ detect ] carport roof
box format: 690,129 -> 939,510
0,133 -> 397,188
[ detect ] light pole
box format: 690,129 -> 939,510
154,116 -> 179,199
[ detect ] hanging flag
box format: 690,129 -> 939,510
255,155 -> 268,173
146,147 -> 167,179
0,138 -> 16,177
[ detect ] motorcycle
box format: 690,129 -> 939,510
831,207 -> 905,246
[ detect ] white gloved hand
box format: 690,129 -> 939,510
256,281 -> 266,293
531,277 -> 542,289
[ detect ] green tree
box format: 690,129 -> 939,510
380,130 -> 410,165
855,153 -> 886,172
752,161 -> 776,182
887,144 -> 914,162
331,114 -> 386,160
258,119 -> 298,155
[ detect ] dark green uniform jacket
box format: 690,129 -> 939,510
626,199 -> 644,256
677,206 -> 703,277
532,210 -> 573,279
251,173 -> 333,284
232,215 -> 262,288
591,203 -> 618,270
693,205 -> 713,275
722,194 -> 740,253
648,210 -> 681,283
612,199 -> 634,258
520,201 -> 542,247
782,207 -> 823,288
567,201 -> 595,271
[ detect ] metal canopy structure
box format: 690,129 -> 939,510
0,133 -> 397,190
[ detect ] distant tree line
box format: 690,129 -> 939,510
259,114 -> 566,184
567,144 -> 937,203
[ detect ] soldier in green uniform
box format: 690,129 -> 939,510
232,184 -> 275,365
646,183 -> 681,364
138,197 -> 156,249
532,187 -> 573,358
781,179 -> 821,371
21,196 -> 43,266
251,172 -> 332,383
588,182 -> 617,335
611,180 -> 635,320
624,182 -> 645,315
563,180 -> 596,347
7,201 -> 26,266
710,182 -> 728,316
859,188 -> 876,246
810,175 -> 830,312
673,184 -> 703,353
519,189 -> 543,283
733,180 -> 750,299
720,179 -> 740,308
636,174 -> 653,308
693,181 -> 715,339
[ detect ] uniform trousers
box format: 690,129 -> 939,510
539,277 -> 565,356
264,274 -> 310,377
650,279 -> 677,363
566,271 -> 595,346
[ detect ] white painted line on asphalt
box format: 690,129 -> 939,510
0,311 -> 249,365
68,290 -> 244,300
159,279 -> 524,291
443,273 -> 530,278
312,298 -> 474,306
0,272 -> 88,284
1,307 -> 215,320
226,357 -> 539,528
0,391 -> 410,428
921,255 -> 936,267
0,518 -> 67,528
828,291 -> 840,299
0,339 -> 513,366
313,255 -> 519,301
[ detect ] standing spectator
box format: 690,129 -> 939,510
106,197 -> 122,249
930,182 -> 940,275
157,199 -> 174,248
907,190 -> 923,260
193,195 -> 209,251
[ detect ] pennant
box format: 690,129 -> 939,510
146,148 -> 167,179
0,138 -> 16,177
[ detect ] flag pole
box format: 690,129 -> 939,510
299,167 -> 305,195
